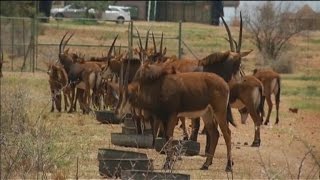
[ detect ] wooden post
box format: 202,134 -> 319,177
11,19 -> 14,71
178,21 -> 182,59
129,20 -> 133,58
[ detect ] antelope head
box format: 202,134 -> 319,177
149,31 -> 167,63
135,27 -> 152,64
114,57 -> 138,120
221,12 -> 253,82
100,34 -> 120,80
58,31 -> 75,69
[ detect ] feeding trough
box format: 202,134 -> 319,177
95,110 -> 120,124
154,138 -> 200,156
121,170 -> 190,180
111,133 -> 154,148
98,148 -> 154,178
111,116 -> 154,148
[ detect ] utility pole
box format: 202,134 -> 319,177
147,1 -> 151,21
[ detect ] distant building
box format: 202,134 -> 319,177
115,1 -> 239,23
282,4 -> 320,30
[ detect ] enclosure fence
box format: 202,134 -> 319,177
0,16 -> 193,73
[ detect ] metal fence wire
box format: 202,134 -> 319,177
1,17 -> 34,72
0,16 -> 187,73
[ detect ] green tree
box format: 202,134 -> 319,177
0,1 -> 35,17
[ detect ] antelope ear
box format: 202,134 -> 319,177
133,48 -> 139,55
240,49 -> 253,57
64,48 -> 70,54
163,47 -> 167,56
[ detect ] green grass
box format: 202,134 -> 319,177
290,99 -> 320,111
281,74 -> 320,111
309,38 -> 320,44
282,85 -> 320,97
282,75 -> 320,81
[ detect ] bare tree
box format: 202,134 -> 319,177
243,2 -> 302,62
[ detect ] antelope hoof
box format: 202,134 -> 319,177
251,140 -> 261,147
200,165 -> 208,170
225,165 -> 233,172
163,161 -> 171,170
225,160 -> 234,172
264,121 -> 269,125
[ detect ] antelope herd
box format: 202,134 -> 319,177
1,12 -> 282,172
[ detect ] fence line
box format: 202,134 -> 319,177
1,16 -> 202,72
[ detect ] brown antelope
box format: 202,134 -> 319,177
228,75 -> 265,146
253,68 -> 281,125
58,32 -> 118,113
115,61 -> 234,172
46,62 -> 71,112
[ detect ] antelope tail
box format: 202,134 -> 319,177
258,86 -> 265,118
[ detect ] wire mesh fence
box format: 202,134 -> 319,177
0,16 -> 187,73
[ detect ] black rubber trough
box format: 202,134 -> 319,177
154,138 -> 200,156
121,170 -> 191,180
111,133 -> 153,148
95,110 -> 120,124
97,148 -> 154,178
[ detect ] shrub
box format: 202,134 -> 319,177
270,53 -> 293,73
0,84 -> 73,179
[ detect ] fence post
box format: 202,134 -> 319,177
11,19 -> 14,71
35,1 -> 39,72
32,16 -> 36,73
129,20 -> 133,58
178,20 -> 182,59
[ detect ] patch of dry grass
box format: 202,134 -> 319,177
1,20 -> 320,179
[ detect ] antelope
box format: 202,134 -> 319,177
253,68 -> 281,125
149,12 -> 252,143
115,61 -> 235,172
228,75 -> 265,146
46,62 -> 71,112
58,32 -> 118,113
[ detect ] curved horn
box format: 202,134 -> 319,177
59,31 -> 69,55
237,11 -> 243,53
160,32 -> 163,55
135,27 -> 143,51
145,27 -> 151,50
137,42 -> 142,61
223,37 -> 238,50
233,38 -> 238,51
62,32 -> 74,52
152,32 -> 157,54
221,15 -> 235,52
107,34 -> 119,58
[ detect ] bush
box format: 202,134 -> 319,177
0,84 -> 73,179
270,53 -> 293,74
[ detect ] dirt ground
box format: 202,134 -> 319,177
1,20 -> 320,179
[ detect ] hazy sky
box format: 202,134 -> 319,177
223,1 -> 320,22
